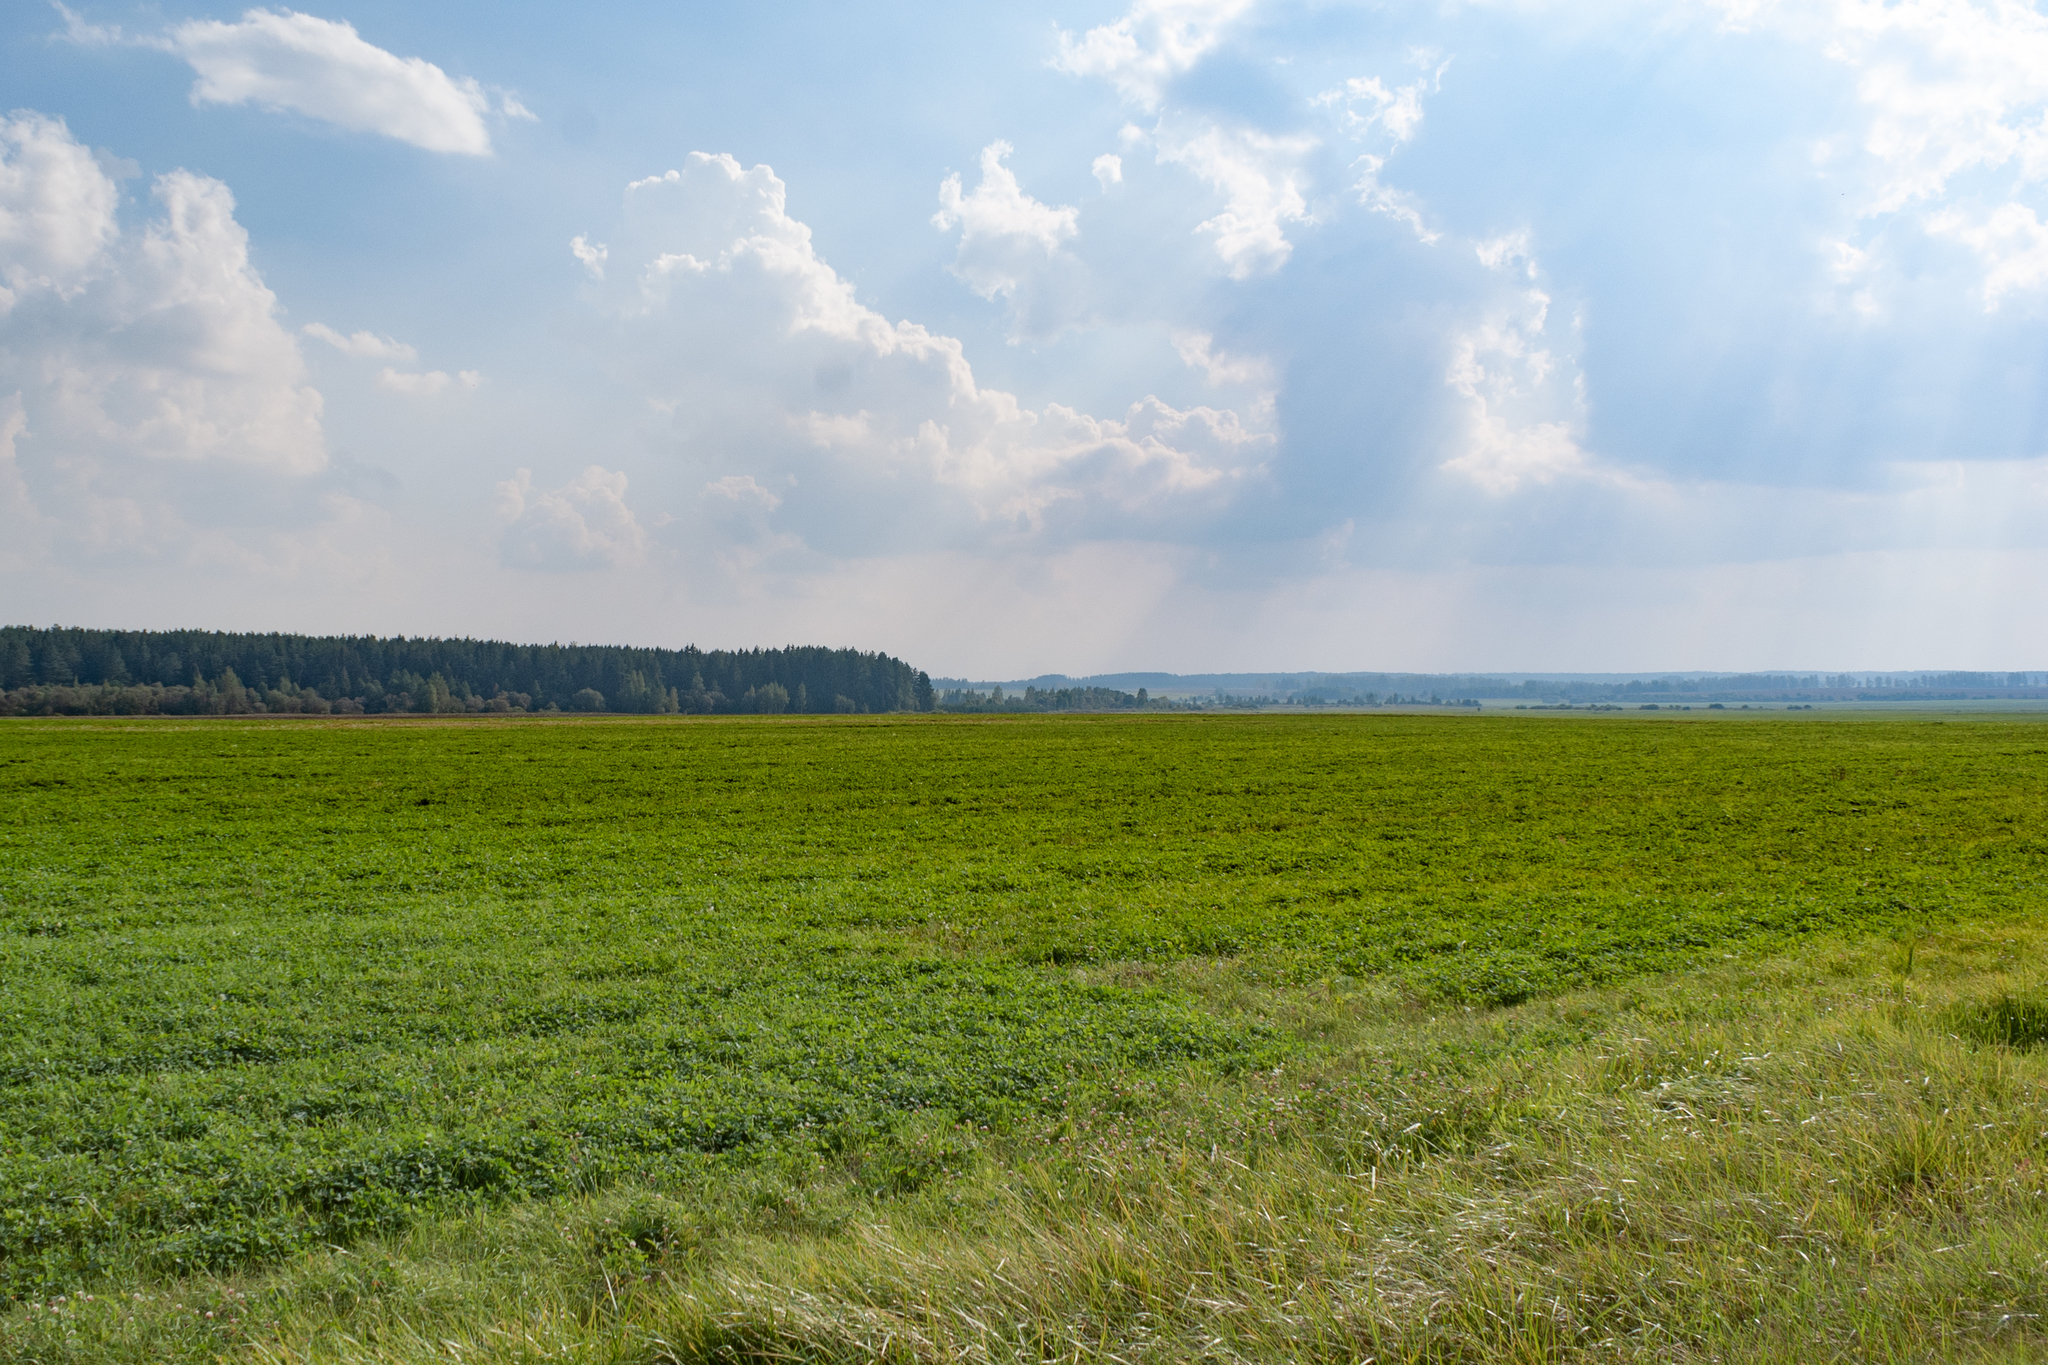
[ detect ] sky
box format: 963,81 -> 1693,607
3,0 -> 2048,675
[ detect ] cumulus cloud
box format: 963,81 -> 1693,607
932,141 -> 1080,299
156,8 -> 500,154
934,143 -> 1078,255
0,112 -> 343,564
302,321 -> 416,360
0,121 -> 323,476
496,465 -> 647,569
1052,0 -> 1259,110
0,111 -> 120,309
597,152 -> 1266,540
1093,153 -> 1124,189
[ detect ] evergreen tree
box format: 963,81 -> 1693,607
0,637 -> 29,689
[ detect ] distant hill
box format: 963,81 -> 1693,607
0,625 -> 931,716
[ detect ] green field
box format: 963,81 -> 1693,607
4,712 -> 2046,1362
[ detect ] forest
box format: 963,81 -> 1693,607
0,626 -> 933,717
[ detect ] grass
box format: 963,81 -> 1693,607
3,711 -> 2046,1360
10,926 -> 2048,1363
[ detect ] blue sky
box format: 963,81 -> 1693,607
4,0 -> 2047,673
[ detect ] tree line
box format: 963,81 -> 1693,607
0,626 -> 934,717
941,684 -> 1142,713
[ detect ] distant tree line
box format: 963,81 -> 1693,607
939,685 -> 1187,713
0,626 -> 934,718
942,670 -> 2048,708
1263,672 -> 2048,705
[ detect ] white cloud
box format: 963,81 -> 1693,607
1312,63 -> 1444,248
0,111 -> 120,309
1052,0 -> 1260,110
599,152 -> 1266,539
496,465 -> 647,569
50,2 -> 121,46
1171,329 -> 1276,418
1093,153 -> 1125,189
1155,120 -> 1315,276
302,321 -> 416,360
1,157 -> 324,475
1928,200 -> 2048,308
1354,154 -> 1438,245
1441,406 -> 1588,495
705,473 -> 783,509
570,234 -> 608,278
1820,0 -> 2048,213
1475,228 -> 1534,275
934,143 -> 1078,253
1440,254 -> 1600,494
0,114 -> 342,567
1055,0 -> 1315,278
926,144 -> 1093,337
304,320 -> 476,393
0,394 -> 38,569
376,367 -> 480,394
1318,74 -> 1432,143
933,142 -> 1080,300
1171,330 -> 1273,390
1056,1 -> 1332,280
1711,0 -> 2048,304
1819,236 -> 1884,319
162,9 -> 496,155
